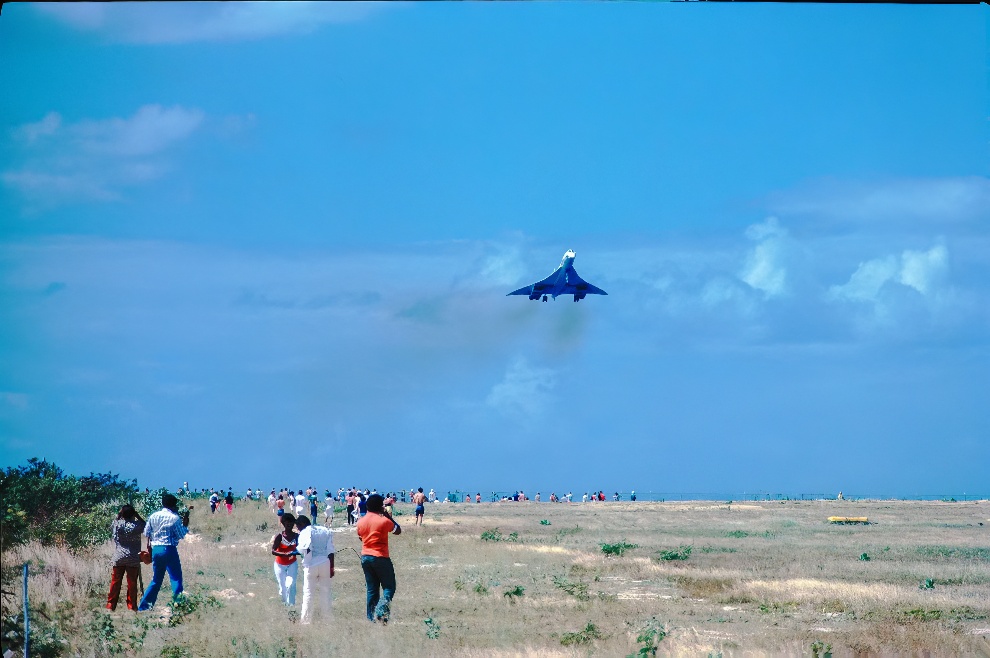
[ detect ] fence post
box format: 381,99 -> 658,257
23,561 -> 29,658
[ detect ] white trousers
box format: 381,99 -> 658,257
274,561 -> 297,606
300,561 -> 333,624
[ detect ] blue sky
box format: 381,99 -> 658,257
1,3 -> 988,496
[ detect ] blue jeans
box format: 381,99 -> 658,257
360,555 -> 395,621
138,545 -> 183,610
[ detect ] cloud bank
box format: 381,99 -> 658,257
33,2 -> 388,44
3,105 -> 211,209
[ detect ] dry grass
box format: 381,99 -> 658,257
4,499 -> 990,656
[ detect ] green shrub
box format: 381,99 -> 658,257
1,610 -> 67,658
503,585 -> 525,601
628,617 -> 666,657
540,519 -> 551,525
552,575 -> 590,601
810,641 -> 832,658
655,545 -> 692,561
424,617 -> 441,639
601,541 -> 638,557
560,622 -> 604,646
481,528 -> 503,542
1,458 -> 138,551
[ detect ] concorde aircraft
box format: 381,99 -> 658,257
507,250 -> 608,302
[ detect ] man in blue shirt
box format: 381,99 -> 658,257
137,493 -> 190,611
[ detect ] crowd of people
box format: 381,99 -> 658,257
107,483 -> 637,624
107,489 -> 402,626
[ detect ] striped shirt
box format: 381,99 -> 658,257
144,508 -> 188,547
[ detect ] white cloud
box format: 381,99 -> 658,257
15,112 -> 61,143
767,176 -> 990,225
828,243 -> 949,302
486,357 -> 556,418
34,2 -> 390,44
478,247 -> 526,287
828,256 -> 899,303
899,244 -> 948,296
740,217 -> 787,298
72,105 -> 204,157
3,105 -> 204,209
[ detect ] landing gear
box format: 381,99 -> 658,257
542,295 -> 548,302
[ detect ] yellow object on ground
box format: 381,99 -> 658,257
828,516 -> 869,523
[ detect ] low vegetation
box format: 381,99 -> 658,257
3,459 -> 989,656
600,540 -> 638,557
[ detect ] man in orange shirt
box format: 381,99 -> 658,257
356,494 -> 402,624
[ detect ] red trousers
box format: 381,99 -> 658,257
107,565 -> 140,610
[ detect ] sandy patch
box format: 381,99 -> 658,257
211,588 -> 244,600
506,544 -> 578,556
744,578 -> 902,602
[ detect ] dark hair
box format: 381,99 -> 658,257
294,515 -> 311,530
117,504 -> 137,521
367,494 -> 385,514
418,487 -> 423,493
162,493 -> 178,511
280,513 -> 296,528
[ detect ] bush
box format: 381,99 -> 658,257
560,622 -> 605,646
0,610 -> 67,658
601,541 -> 638,557
629,617 -> 667,657
552,575 -> 590,601
655,545 -> 692,561
1,458 -> 138,551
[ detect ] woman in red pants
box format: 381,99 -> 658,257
106,504 -> 145,611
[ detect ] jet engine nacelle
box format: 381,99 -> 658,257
573,292 -> 586,302
529,291 -> 541,300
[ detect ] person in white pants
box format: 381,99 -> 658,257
295,515 -> 334,624
270,513 -> 298,606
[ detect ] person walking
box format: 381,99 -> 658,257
295,515 -> 334,624
271,513 -> 299,607
357,494 -> 401,624
224,489 -> 234,514
106,504 -> 145,611
137,493 -> 190,611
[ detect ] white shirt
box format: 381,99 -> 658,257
297,525 -> 334,568
294,494 -> 306,512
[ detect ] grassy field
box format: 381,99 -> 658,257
7,498 -> 990,656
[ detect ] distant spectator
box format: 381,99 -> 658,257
106,504 -> 145,611
412,488 -> 426,525
209,491 -> 220,514
224,490 -> 234,514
